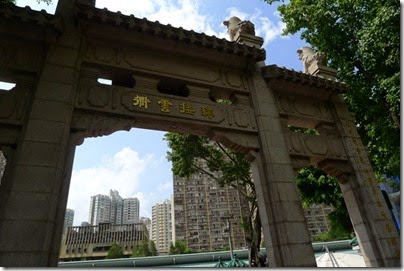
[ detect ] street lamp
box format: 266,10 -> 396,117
221,213 -> 234,260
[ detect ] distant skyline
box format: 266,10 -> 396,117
13,0 -> 308,226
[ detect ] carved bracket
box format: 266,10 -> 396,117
71,112 -> 136,145
317,159 -> 352,183
207,129 -> 259,158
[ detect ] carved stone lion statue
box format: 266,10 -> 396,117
223,16 -> 255,41
297,46 -> 327,74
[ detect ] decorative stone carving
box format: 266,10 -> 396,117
0,42 -> 44,72
223,16 -> 255,41
222,71 -> 243,88
285,128 -> 347,162
297,46 -> 326,74
87,86 -> 110,108
0,92 -> 16,119
275,94 -> 334,123
232,108 -> 252,128
207,129 -> 259,156
0,84 -> 31,123
71,113 -> 136,139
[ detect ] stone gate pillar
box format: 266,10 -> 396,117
0,0 -> 82,266
330,95 -> 400,266
248,63 -> 317,267
258,61 -> 401,267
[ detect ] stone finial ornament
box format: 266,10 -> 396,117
223,16 -> 255,41
297,46 -> 327,74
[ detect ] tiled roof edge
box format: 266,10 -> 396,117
0,3 -> 62,32
262,64 -> 348,93
74,4 -> 266,62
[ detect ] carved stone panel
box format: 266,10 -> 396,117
0,42 -> 45,73
75,79 -> 258,134
275,93 -> 334,125
0,84 -> 31,125
284,128 -> 347,163
82,41 -> 250,93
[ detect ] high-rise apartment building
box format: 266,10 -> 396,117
109,189 -> 123,224
173,161 -> 250,252
63,209 -> 75,236
89,194 -> 111,225
304,204 -> 334,240
88,191 -> 139,225
151,200 -> 173,255
123,197 -> 140,224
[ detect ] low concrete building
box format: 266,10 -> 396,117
59,223 -> 148,261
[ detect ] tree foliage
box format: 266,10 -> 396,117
296,166 -> 353,238
261,0 -> 400,178
106,242 -> 124,259
169,240 -> 191,255
164,133 -> 256,206
132,237 -> 158,257
164,133 -> 261,265
149,240 -> 158,256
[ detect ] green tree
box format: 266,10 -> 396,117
169,240 -> 191,255
296,166 -> 353,239
132,237 -> 158,257
106,242 -> 124,259
164,133 -> 261,266
262,0 -> 400,179
149,240 -> 158,256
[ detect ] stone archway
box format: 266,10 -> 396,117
0,0 -> 399,267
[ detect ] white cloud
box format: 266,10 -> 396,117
131,192 -> 150,217
256,17 -> 287,46
225,7 -> 250,21
67,147 -> 152,225
95,0 -> 217,36
132,191 -> 171,219
95,0 -> 156,17
15,0 -> 286,48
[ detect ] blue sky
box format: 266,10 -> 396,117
13,0 -> 308,225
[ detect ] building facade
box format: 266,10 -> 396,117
151,200 -> 173,255
122,197 -> 140,224
109,190 -> 123,224
88,191 -> 140,226
59,223 -> 148,261
89,194 -> 111,225
173,166 -> 250,252
304,204 -> 334,240
140,216 -> 152,239
63,209 -> 75,237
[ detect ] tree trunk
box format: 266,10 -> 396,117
248,207 -> 263,267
